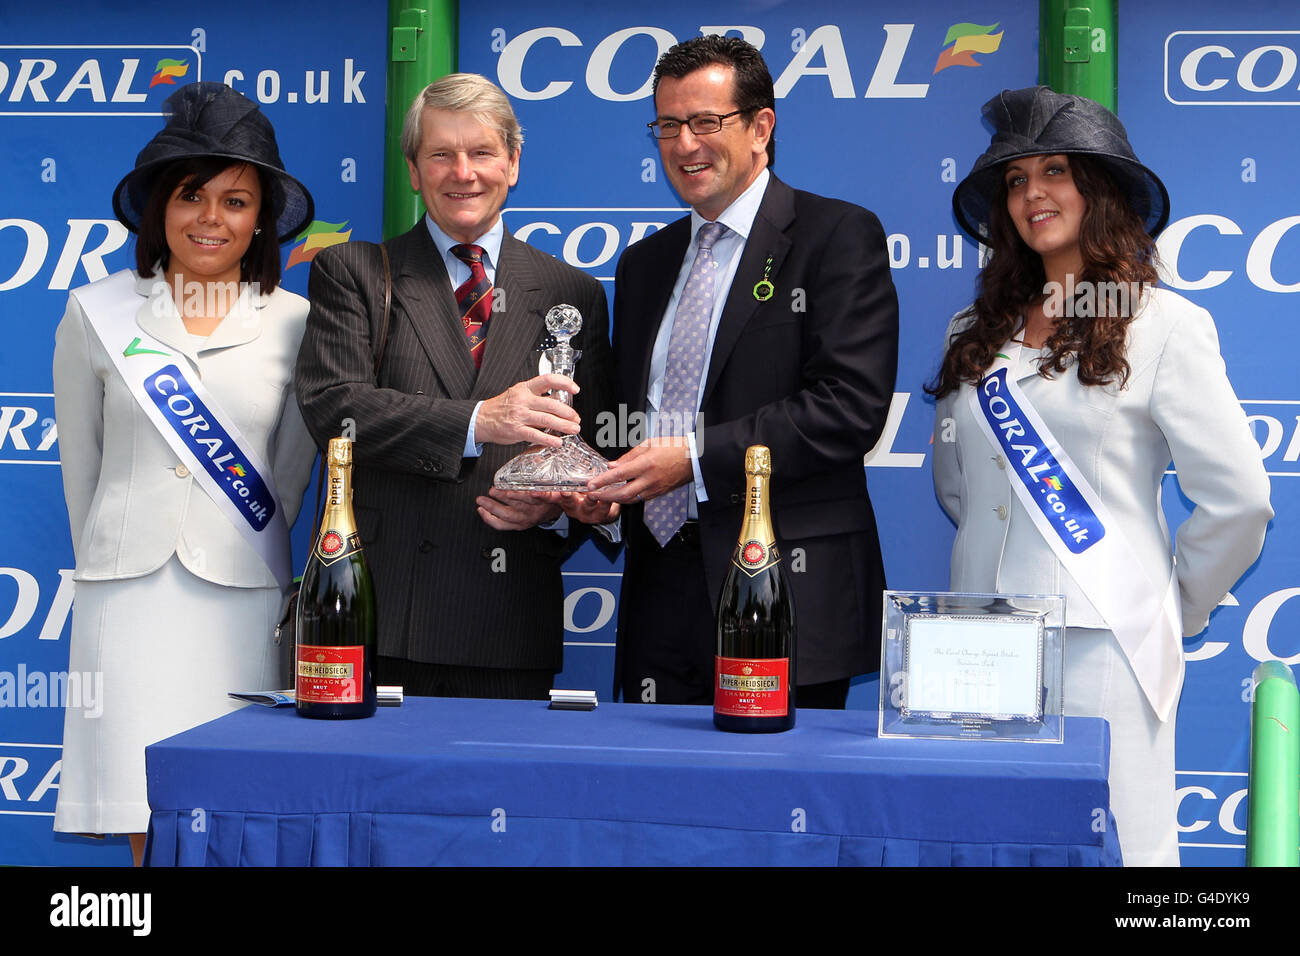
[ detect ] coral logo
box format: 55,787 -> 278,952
287,220 -> 352,269
1166,31 -> 1300,105
502,207 -> 679,280
0,45 -> 200,116
150,57 -> 189,88
496,23 -> 966,102
934,22 -> 1004,73
1242,401 -> 1300,477
0,395 -> 59,465
1177,772 -> 1247,854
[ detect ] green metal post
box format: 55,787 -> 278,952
384,0 -> 457,240
1039,0 -> 1117,111
1247,660 -> 1300,866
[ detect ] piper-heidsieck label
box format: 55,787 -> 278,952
714,444 -> 796,732
716,657 -> 789,717
296,644 -> 365,705
313,528 -> 363,566
295,436 -> 377,719
734,537 -> 780,576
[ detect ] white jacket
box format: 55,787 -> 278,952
933,286 -> 1271,636
53,271 -> 317,589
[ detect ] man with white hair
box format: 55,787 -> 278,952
296,73 -> 613,699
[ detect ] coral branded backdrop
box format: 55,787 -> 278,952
468,3 -> 1037,711
1120,0 -> 1300,866
0,0 -> 385,864
1,0 -> 1292,867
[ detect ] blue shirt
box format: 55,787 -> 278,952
423,214 -> 505,456
647,168 -> 770,507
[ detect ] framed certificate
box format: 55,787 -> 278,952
879,591 -> 1065,743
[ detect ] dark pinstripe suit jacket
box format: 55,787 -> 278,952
295,222 -> 613,670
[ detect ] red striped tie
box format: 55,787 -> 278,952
450,243 -> 492,368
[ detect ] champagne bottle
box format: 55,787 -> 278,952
714,445 -> 796,733
295,437 -> 377,719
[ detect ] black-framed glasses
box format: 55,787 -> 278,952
647,109 -> 746,139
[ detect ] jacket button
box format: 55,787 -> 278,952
729,493 -> 740,504
419,540 -> 434,553
174,464 -> 190,478
432,462 -> 442,473
422,459 -> 434,472
994,455 -> 1006,470
996,505 -> 1009,520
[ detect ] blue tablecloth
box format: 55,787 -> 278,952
145,698 -> 1120,866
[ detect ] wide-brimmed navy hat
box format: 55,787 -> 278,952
952,86 -> 1169,244
112,81 -> 314,242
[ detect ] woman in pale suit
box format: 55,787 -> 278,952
52,82 -> 317,863
931,87 -> 1271,866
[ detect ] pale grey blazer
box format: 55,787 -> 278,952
53,271 -> 317,589
933,286 -> 1271,637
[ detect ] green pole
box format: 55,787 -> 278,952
1247,660 -> 1300,867
1039,0 -> 1117,111
384,0 -> 457,240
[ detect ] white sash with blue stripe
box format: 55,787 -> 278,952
969,340 -> 1183,720
74,271 -> 293,590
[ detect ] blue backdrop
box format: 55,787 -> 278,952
470,2 -> 1039,716
0,0 -> 386,864
1120,0 -> 1300,866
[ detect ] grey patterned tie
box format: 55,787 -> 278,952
645,220 -> 728,546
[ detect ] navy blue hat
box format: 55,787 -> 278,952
952,86 -> 1169,244
112,81 -> 314,242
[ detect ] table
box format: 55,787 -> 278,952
145,698 -> 1120,866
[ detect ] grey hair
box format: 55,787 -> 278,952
400,73 -> 524,162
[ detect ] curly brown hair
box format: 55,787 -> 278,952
927,154 -> 1158,398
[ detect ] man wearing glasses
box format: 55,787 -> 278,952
587,36 -> 899,709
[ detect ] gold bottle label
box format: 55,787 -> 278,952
314,437 -> 361,565
731,445 -> 779,576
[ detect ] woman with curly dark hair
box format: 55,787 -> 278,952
931,87 -> 1271,866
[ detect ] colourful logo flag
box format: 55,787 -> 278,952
287,220 -> 352,269
228,463 -> 247,477
1042,475 -> 1063,491
934,22 -> 1003,74
151,58 -> 189,88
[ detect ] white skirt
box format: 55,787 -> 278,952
53,556 -> 281,834
1065,627 -> 1182,867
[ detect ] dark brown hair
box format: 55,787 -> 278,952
927,154 -> 1158,398
135,157 -> 282,292
653,35 -> 776,168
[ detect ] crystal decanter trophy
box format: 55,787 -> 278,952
494,304 -> 613,491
